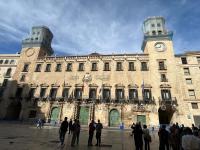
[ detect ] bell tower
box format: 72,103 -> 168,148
20,26 -> 53,61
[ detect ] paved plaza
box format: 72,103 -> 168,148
0,122 -> 160,150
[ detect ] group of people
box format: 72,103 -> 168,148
59,117 -> 103,147
158,123 -> 200,150
131,122 -> 152,150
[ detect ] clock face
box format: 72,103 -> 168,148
154,42 -> 166,52
25,48 -> 35,57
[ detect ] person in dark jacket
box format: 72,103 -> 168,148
71,119 -> 81,146
88,120 -> 96,146
95,119 -> 103,146
133,122 -> 143,150
59,117 -> 68,146
158,125 -> 169,150
68,119 -> 73,134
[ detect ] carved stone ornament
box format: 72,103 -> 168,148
25,48 -> 35,57
82,73 -> 92,83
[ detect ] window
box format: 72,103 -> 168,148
10,60 -> 15,64
0,60 -> 3,64
161,74 -> 168,82
5,68 -> 12,77
55,63 -> 62,72
20,75 -> 26,82
197,57 -> 200,64
159,61 -> 166,70
116,89 -> 124,101
161,89 -> 171,100
22,64 -> 29,72
186,78 -> 192,84
15,87 -> 23,98
104,62 -> 110,71
2,79 -> 8,87
28,88 -> 36,98
49,88 -> 58,99
143,89 -> 151,100
158,31 -> 162,35
103,89 -> 110,102
141,62 -> 148,71
89,88 -> 96,99
151,24 -> 155,27
91,63 -> 97,71
66,63 -> 72,71
78,63 -> 84,71
157,23 -> 161,27
45,64 -> 51,72
62,88 -> 69,98
129,62 -> 135,71
152,31 -> 156,35
40,88 -> 46,98
4,60 -> 9,64
188,90 -> 196,99
35,64 -> 42,72
116,62 -> 123,71
181,57 -> 187,64
129,89 -> 138,100
191,103 -> 198,109
74,88 -> 82,99
184,68 -> 190,75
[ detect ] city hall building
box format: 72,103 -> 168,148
0,16 -> 200,127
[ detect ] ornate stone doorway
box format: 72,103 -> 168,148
109,109 -> 120,127
50,107 -> 60,123
79,106 -> 89,125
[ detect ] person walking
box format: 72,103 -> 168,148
158,125 -> 169,150
130,122 -> 135,136
68,119 -> 73,134
133,123 -> 143,150
59,117 -> 69,146
143,125 -> 151,150
88,120 -> 96,146
95,119 -> 103,147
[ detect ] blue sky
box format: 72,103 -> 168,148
0,0 -> 199,55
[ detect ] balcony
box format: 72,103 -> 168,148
159,97 -> 178,106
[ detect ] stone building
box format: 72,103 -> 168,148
0,16 -> 200,127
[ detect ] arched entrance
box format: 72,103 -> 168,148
5,101 -> 21,120
79,106 -> 89,125
158,106 -> 174,125
109,109 -> 120,127
50,107 -> 60,123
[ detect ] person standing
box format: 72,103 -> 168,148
143,125 -> 151,150
88,120 -> 96,146
130,122 -> 135,136
68,119 -> 73,134
71,119 -> 81,146
133,123 -> 143,150
95,119 -> 103,147
158,125 -> 169,150
59,117 -> 68,146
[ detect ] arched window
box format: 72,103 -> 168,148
4,60 -> 9,64
152,31 -> 156,35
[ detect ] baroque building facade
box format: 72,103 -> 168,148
0,16 -> 200,127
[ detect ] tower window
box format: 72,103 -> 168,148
22,64 -> 29,72
152,31 -> 156,35
91,62 -> 97,71
158,31 -> 162,35
129,62 -> 135,71
35,64 -> 42,72
104,62 -> 110,71
45,64 -> 51,72
186,78 -> 192,84
141,62 -> 148,71
5,68 -> 12,77
151,24 -> 155,27
191,103 -> 198,109
188,90 -> 196,99
181,57 -> 187,64
78,63 -> 84,71
55,63 -> 62,72
66,63 -> 72,71
157,23 -> 161,27
0,60 -> 3,64
159,61 -> 166,70
20,75 -> 26,82
184,68 -> 190,75
4,60 -> 9,64
116,62 -> 123,71
161,74 -> 168,82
